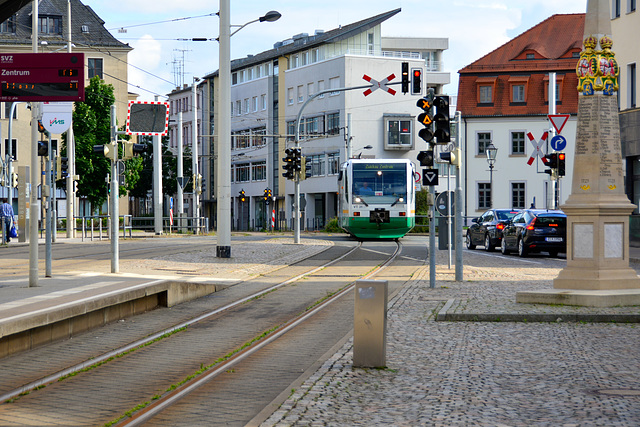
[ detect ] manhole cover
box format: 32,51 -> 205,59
596,389 -> 640,397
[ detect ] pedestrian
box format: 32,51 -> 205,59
1,198 -> 15,243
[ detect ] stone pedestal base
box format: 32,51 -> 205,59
516,289 -> 640,307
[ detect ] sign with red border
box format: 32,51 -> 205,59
548,114 -> 570,134
126,101 -> 170,136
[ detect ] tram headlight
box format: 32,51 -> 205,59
355,197 -> 362,204
398,197 -> 404,203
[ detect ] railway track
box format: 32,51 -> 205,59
0,238 -> 423,426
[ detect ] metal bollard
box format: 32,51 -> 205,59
353,279 -> 388,368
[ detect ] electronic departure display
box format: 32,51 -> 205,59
0,53 -> 85,102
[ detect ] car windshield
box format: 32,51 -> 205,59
496,211 -> 519,221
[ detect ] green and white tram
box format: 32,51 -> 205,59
338,159 -> 416,239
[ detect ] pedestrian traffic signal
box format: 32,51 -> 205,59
239,189 -> 246,202
411,68 -> 422,95
56,156 -> 69,178
433,95 -> 450,143
11,172 -> 18,188
401,62 -> 409,94
417,150 -> 434,167
558,152 -> 566,176
416,97 -> 434,143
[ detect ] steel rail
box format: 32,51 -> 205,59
122,240 -> 401,426
0,241 -> 363,403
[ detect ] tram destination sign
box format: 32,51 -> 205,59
0,53 -> 85,102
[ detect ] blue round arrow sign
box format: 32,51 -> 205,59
550,134 -> 567,151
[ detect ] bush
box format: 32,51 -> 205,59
324,217 -> 345,233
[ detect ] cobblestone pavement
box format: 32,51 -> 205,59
263,250 -> 640,426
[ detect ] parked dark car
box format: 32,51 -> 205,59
500,209 -> 567,257
466,209 -> 521,252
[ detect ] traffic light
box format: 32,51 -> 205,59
37,141 -> 48,156
433,95 -> 450,143
558,152 -> 566,176
56,156 -> 69,178
264,188 -> 269,202
196,174 -> 203,195
411,68 -> 422,95
417,150 -> 434,167
401,62 -> 409,94
93,142 -> 118,161
302,156 -> 312,180
282,148 -> 295,180
292,147 -> 302,173
239,189 -> 246,202
37,120 -> 50,136
11,172 -> 18,188
416,97 -> 434,143
123,141 -> 148,159
439,149 -> 459,166
201,177 -> 206,195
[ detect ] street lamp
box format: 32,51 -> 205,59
485,142 -> 497,208
217,2 -> 281,258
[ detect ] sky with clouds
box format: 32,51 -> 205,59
88,0 -> 588,101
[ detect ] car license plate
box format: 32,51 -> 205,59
545,237 -> 563,242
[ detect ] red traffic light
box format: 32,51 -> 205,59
558,152 -> 566,161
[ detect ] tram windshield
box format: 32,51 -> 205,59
352,163 -> 407,204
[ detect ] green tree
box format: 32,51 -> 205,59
128,135 -> 192,200
66,76 -> 144,211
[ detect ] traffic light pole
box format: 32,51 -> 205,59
455,111 -> 464,282
110,106 -> 119,273
45,135 -> 52,277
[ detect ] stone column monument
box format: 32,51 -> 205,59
517,0 -> 640,307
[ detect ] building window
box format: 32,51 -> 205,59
286,121 -> 295,142
511,131 -> 525,155
287,87 -> 294,105
230,102 -> 234,116
252,127 -> 266,147
328,152 -> 340,175
4,139 -> 17,161
3,103 -> 17,119
297,85 -> 304,103
512,84 -> 525,102
630,0 -> 636,12
511,182 -> 526,209
367,32 -> 374,54
479,85 -> 492,103
252,96 -> 258,112
477,132 -> 492,156
318,80 -> 325,98
301,116 -> 321,139
39,16 -> 62,35
326,112 -> 340,135
384,117 -> 413,150
243,98 -> 249,114
307,154 -> 326,177
478,183 -> 491,210
0,15 -> 16,33
252,161 -> 266,181
614,0 -> 621,17
235,100 -> 241,116
232,73 -> 238,85
235,163 -> 250,183
307,82 -> 314,98
526,53 -> 535,60
329,77 -> 340,96
629,63 -> 637,109
88,58 -> 103,79
260,94 -> 267,110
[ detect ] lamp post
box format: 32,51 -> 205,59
217,3 -> 281,258
485,142 -> 497,208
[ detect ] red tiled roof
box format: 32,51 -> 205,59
459,14 -> 585,74
457,14 -> 585,117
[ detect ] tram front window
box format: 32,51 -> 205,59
352,163 -> 407,204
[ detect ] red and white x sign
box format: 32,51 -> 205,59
526,131 -> 549,165
362,74 -> 396,96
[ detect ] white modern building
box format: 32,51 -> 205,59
193,8 -> 450,230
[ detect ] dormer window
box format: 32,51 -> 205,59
81,25 -> 89,33
0,15 -> 16,34
39,15 -> 63,35
526,53 -> 535,60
